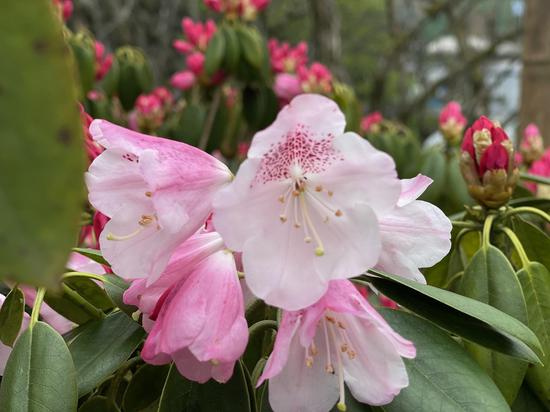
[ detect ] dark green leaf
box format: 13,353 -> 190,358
64,277 -> 113,310
461,246 -> 528,403
513,216 -> 550,271
0,287 -> 25,346
102,274 -> 136,316
204,30 -> 225,76
221,26 -> 240,72
123,364 -> 169,412
517,262 -> 550,404
380,309 -> 510,412
512,383 -> 550,412
72,247 -> 109,266
0,322 -> 78,411
45,283 -> 104,324
236,25 -> 263,69
0,0 -> 85,288
79,396 -> 120,412
68,311 -> 144,396
364,269 -> 542,363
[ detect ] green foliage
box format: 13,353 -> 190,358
0,287 -> 25,347
0,322 -> 78,412
0,0 -> 85,288
123,364 -> 170,412
115,46 -> 153,111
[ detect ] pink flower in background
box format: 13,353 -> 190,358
375,175 -> 452,283
360,111 -> 383,134
174,18 -> 217,54
85,120 -> 233,282
94,41 -> 114,81
170,70 -> 196,91
298,63 -> 333,95
125,230 -> 248,383
213,94 -> 402,310
134,93 -> 166,131
273,73 -> 303,103
186,52 -> 206,75
204,0 -> 270,20
258,280 -> 415,411
79,105 -> 103,163
153,87 -> 174,107
520,123 -> 544,165
135,94 -> 163,116
439,101 -> 467,145
527,148 -> 550,196
269,39 -> 308,74
53,0 -> 73,21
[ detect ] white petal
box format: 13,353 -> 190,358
398,174 -> 433,207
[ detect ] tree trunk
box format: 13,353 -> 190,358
520,0 -> 550,145
308,0 -> 348,81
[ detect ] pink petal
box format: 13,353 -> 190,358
398,174 -> 433,207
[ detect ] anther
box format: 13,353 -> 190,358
145,191 -> 153,197
335,209 -> 343,217
325,364 -> 335,374
280,215 -> 288,223
310,343 -> 318,356
337,402 -> 347,411
278,195 -> 285,203
315,185 -> 323,192
341,343 -> 348,353
328,191 -> 333,197
305,357 -> 314,368
315,247 -> 324,256
304,236 -> 312,243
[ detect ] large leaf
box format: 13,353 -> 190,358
461,246 -> 528,403
380,309 -> 510,412
513,216 -> 550,271
44,284 -> 104,324
512,384 -> 549,412
0,322 -> 78,411
123,364 -> 169,412
363,269 -> 542,363
68,311 -> 144,396
204,30 -> 225,76
157,361 -> 252,412
517,262 -> 550,404
0,287 -> 25,346
0,0 -> 85,287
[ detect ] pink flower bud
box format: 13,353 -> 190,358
94,41 -> 113,81
439,101 -> 466,145
360,111 -> 383,134
173,39 -> 193,54
273,73 -> 302,103
204,0 -> 223,12
135,94 -> 162,115
186,52 -> 205,75
520,123 -> 544,165
170,70 -> 196,91
298,62 -> 333,94
53,0 -> 73,21
527,149 -> 550,196
153,87 -> 173,107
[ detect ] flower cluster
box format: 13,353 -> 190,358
269,40 -> 334,103
171,18 -> 218,90
520,123 -> 544,166
360,111 -> 383,134
439,101 -> 467,146
204,0 -> 270,21
460,116 -> 519,208
130,87 -> 174,132
85,94 -> 451,410
94,41 -> 114,81
527,148 -> 550,197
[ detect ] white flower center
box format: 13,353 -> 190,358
278,166 -> 342,257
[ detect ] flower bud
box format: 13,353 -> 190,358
520,123 -> 544,165
360,112 -> 383,134
439,101 -> 466,146
460,116 -> 518,208
170,70 -> 196,91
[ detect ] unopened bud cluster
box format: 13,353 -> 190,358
460,116 -> 518,208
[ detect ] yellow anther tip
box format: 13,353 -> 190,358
315,247 -> 324,257
337,402 -> 347,411
106,233 -> 115,240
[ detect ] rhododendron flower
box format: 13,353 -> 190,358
273,73 -> 303,103
360,112 -> 383,134
174,18 -> 217,54
124,230 -> 248,383
153,87 -> 173,107
186,52 -> 206,75
85,120 -> 233,281
528,148 -> 550,197
298,63 -> 333,95
269,39 -> 308,74
80,105 -> 103,163
258,280 -> 415,411
53,0 -> 73,21
439,101 -> 466,145
205,0 -> 270,20
94,41 -> 113,81
213,94 -> 403,310
170,70 -> 196,91
376,175 -> 452,283
460,116 -> 518,208
520,123 -> 544,165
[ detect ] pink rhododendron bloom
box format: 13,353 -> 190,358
204,0 -> 270,20
153,87 -> 173,107
186,52 -> 206,75
360,111 -> 383,134
273,73 -> 303,103
53,0 -> 73,21
269,39 -> 308,74
79,105 -> 103,163
258,280 -> 415,411
528,148 -> 550,197
375,175 -> 452,283
94,41 -> 113,81
124,230 -> 248,383
170,70 -> 196,91
520,123 -> 544,165
135,94 -> 163,116
213,94 -> 403,310
177,18 -> 217,53
298,63 -> 333,94
439,101 -> 466,145
85,120 -> 233,282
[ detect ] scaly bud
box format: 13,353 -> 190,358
520,123 -> 544,165
439,101 -> 466,146
460,116 -> 518,208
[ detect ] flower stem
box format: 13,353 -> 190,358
519,171 -> 550,186
504,207 -> 550,223
482,214 -> 496,250
199,88 -> 222,151
61,284 -> 105,319
451,221 -> 481,229
501,227 -> 531,268
61,271 -> 106,283
29,288 -> 46,329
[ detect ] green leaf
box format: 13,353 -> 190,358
512,383 -> 550,412
64,277 -> 114,310
0,287 -> 25,346
512,216 -> 550,271
380,309 -> 510,412
123,364 -> 170,412
446,150 -> 474,210
236,25 -> 263,69
102,274 -> 136,316
517,262 -> 550,404
419,147 -> 446,203
44,283 -> 104,324
0,0 -> 85,288
72,247 -> 110,266
204,30 -> 225,76
157,361 -> 252,412
0,322 -> 78,411
242,86 -> 278,131
78,396 -> 120,412
221,26 -> 240,73
461,246 -> 528,403
68,311 -> 145,396
364,269 -> 543,363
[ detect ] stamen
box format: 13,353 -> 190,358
107,214 -> 156,241
328,320 -> 347,412
310,342 -> 319,356
299,194 -> 325,256
305,347 -> 314,367
145,191 -> 153,197
322,319 -> 334,374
